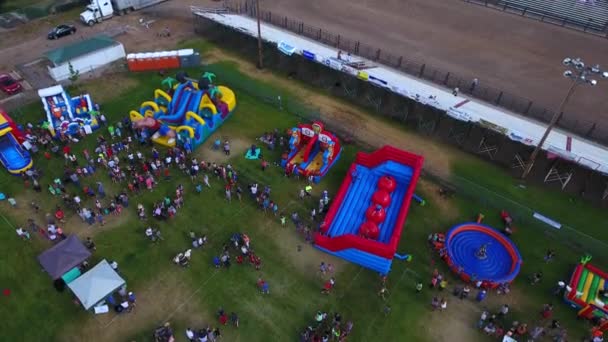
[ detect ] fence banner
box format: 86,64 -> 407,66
507,131 -> 535,146
368,75 -> 388,88
340,65 -> 358,76
302,50 -> 316,61
324,57 -> 345,71
546,145 -> 577,162
478,119 -> 508,134
357,71 -> 369,81
446,107 -> 473,122
278,41 -> 296,56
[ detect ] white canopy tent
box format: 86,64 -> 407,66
68,259 -> 125,310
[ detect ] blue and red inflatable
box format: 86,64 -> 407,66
314,146 -> 424,275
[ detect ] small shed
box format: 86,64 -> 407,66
68,259 -> 126,310
37,235 -> 91,280
44,35 -> 126,82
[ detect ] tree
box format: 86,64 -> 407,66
68,62 -> 80,84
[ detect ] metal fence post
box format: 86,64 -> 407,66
375,49 -> 381,61
524,101 -> 532,114
336,35 -> 340,47
444,72 -> 450,85
284,16 -> 287,27
318,28 -> 322,40
495,91 -> 503,105
419,64 -> 426,77
586,123 -> 597,137
299,22 -> 303,33
355,41 -> 359,54
397,56 -> 402,68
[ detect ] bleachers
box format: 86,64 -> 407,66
496,0 -> 608,31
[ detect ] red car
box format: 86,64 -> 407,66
0,74 -> 22,95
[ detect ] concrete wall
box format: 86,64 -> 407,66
48,43 -> 126,82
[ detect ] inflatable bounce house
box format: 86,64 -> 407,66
314,146 -> 423,275
38,85 -> 99,137
0,109 -> 33,174
281,121 -> 341,183
432,223 -> 522,289
564,256 -> 608,330
130,72 -> 236,150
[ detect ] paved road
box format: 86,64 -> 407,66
262,0 -> 608,132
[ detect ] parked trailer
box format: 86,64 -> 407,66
80,0 -> 169,26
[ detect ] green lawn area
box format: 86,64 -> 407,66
0,54 -> 606,342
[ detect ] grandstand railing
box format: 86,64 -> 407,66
219,1 -> 608,145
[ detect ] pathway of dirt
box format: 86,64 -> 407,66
204,47 -> 454,178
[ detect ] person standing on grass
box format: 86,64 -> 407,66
185,327 -> 195,342
223,140 -> 230,155
416,282 -> 423,293
310,208 -> 316,221
203,174 -> 211,188
476,289 -> 487,302
321,277 -> 335,294
378,286 -> 389,300
541,303 -> 553,320
478,310 -> 489,329
498,304 -> 509,318
261,159 -> 268,171
230,312 -> 239,328
225,184 -> 232,202
299,189 -> 305,200
544,249 -> 555,262
440,298 -> 447,311
280,214 -> 286,227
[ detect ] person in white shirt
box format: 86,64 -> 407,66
185,328 -> 195,342
145,227 -> 153,238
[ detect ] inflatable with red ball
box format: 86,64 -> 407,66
366,204 -> 386,224
378,175 -> 396,193
359,221 -> 380,240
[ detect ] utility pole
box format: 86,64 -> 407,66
256,0 -> 264,69
521,57 -> 607,179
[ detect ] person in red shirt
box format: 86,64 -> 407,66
541,303 -> 553,319
218,311 -> 228,325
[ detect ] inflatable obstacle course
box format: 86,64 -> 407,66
313,146 -> 423,275
564,257 -> 608,328
281,121 -> 342,183
0,110 -> 32,174
130,72 -> 236,150
38,85 -> 99,138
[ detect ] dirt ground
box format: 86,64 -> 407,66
262,0 -> 608,130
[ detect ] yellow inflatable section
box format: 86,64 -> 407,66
199,94 -> 217,114
218,86 -> 236,111
130,111 -> 144,122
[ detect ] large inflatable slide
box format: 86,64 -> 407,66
281,121 -> 341,183
130,77 -> 236,150
38,85 -> 99,137
0,109 -> 33,174
564,258 -> 608,330
314,146 -> 423,275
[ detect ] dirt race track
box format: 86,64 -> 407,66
1,0 -> 608,134
262,0 -> 608,133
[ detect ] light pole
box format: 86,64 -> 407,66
255,0 -> 264,69
521,57 -> 608,179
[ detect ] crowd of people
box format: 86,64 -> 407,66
300,311 -> 353,342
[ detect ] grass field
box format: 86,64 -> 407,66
0,46 -> 606,341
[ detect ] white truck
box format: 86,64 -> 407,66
80,0 -> 168,26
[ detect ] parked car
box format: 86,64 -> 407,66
47,24 -> 76,39
0,74 -> 22,95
